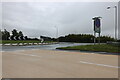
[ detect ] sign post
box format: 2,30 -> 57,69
92,17 -> 102,45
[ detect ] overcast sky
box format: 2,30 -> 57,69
1,2 -> 118,38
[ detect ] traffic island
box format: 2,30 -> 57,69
56,44 -> 120,54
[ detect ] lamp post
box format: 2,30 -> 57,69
107,6 -> 118,40
54,26 -> 59,42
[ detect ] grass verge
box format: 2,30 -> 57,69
0,40 -> 56,44
0,40 -> 41,44
56,44 -> 119,53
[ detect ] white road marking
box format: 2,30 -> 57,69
11,53 -> 42,58
79,61 -> 120,68
1,51 -> 5,52
13,50 -> 26,52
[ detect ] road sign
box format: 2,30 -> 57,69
92,17 -> 102,45
94,18 -> 101,33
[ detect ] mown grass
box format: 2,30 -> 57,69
0,40 -> 41,44
0,40 -> 56,44
56,44 -> 119,53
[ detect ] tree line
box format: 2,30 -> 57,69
58,34 -> 115,43
0,29 -> 117,43
0,29 -> 39,40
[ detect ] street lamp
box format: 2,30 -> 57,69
54,26 -> 59,42
107,6 -> 118,40
54,26 -> 58,38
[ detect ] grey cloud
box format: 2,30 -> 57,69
1,2 -> 118,38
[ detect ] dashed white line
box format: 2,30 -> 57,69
79,61 -> 120,68
11,53 -> 42,58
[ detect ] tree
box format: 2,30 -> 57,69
11,29 -> 18,40
18,31 -> 23,37
24,36 -> 28,40
12,29 -> 18,36
2,29 -> 10,40
16,31 -> 24,40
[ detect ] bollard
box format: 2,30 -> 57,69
32,43 -> 34,45
2,43 -> 5,46
27,43 -> 29,45
22,43 -> 24,46
17,43 -> 19,46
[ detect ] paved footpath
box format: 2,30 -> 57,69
1,49 -> 119,78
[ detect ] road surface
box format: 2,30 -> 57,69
2,43 -> 94,51
2,49 -> 119,78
